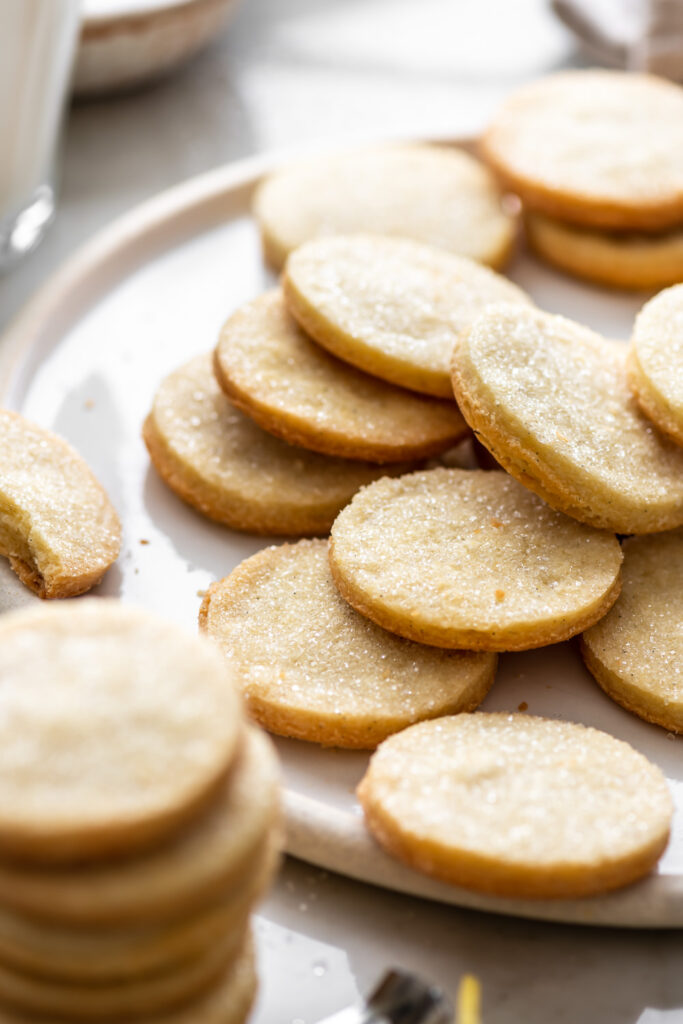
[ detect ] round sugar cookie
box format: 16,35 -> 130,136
0,836 -> 276,983
0,728 -> 280,927
329,469 -> 622,652
0,936 -> 256,1024
628,284 -> 683,446
253,143 -> 516,271
451,305 -> 683,533
483,70 -> 683,230
525,213 -> 683,291
214,290 -> 467,460
200,540 -> 497,749
581,531 -> 683,733
283,235 -> 533,398
357,713 -> 673,898
0,600 -> 242,865
0,925 -> 246,1021
144,355 -> 408,537
0,409 -> 120,598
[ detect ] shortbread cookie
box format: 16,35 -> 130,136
0,925 -> 244,1020
329,469 -> 622,651
0,728 -> 280,926
283,235 -> 532,397
451,306 -> 683,533
144,355 -> 405,536
0,936 -> 256,1024
581,531 -> 683,733
0,409 -> 120,598
358,713 -> 673,898
214,290 -> 467,460
628,284 -> 683,446
254,143 -> 516,271
200,540 -> 497,748
525,213 -> 683,291
0,600 -> 242,865
483,70 -> 683,230
0,836 -> 275,983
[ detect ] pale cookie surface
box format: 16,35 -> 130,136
0,600 -> 241,864
214,290 -> 466,459
483,70 -> 683,230
525,213 -> 683,291
329,469 -> 622,652
628,284 -> 683,445
581,531 -> 683,733
283,235 -> 532,397
200,540 -> 497,748
451,306 -> 683,533
0,409 -> 120,598
253,143 -> 516,270
0,837 -> 275,983
0,925 -> 243,1020
358,713 -> 673,899
144,355 -> 406,536
0,728 -> 280,926
0,936 -> 256,1024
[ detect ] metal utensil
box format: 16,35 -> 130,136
317,968 -> 453,1024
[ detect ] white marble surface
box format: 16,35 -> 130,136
1,1 -> 682,1020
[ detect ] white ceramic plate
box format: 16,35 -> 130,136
0,147 -> 681,928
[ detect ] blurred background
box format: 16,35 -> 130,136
0,0 -> 585,328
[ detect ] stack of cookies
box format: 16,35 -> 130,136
482,70 -> 683,290
0,600 -> 280,1023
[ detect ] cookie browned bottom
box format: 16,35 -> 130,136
525,213 -> 683,291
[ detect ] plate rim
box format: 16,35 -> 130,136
1,141 -> 681,929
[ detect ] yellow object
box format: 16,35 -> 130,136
457,975 -> 482,1024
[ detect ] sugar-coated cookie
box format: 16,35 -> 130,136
283,235 -> 532,397
0,728 -> 280,926
0,600 -> 241,865
214,290 -> 467,460
581,531 -> 683,733
0,925 -> 244,1021
451,306 -> 683,533
358,713 -> 673,898
253,143 -> 516,271
0,837 -> 274,983
0,409 -> 120,598
0,936 -> 256,1024
144,355 -> 405,536
200,540 -> 497,748
525,213 -> 683,291
628,284 -> 683,446
329,469 -> 622,652
483,70 -> 683,230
